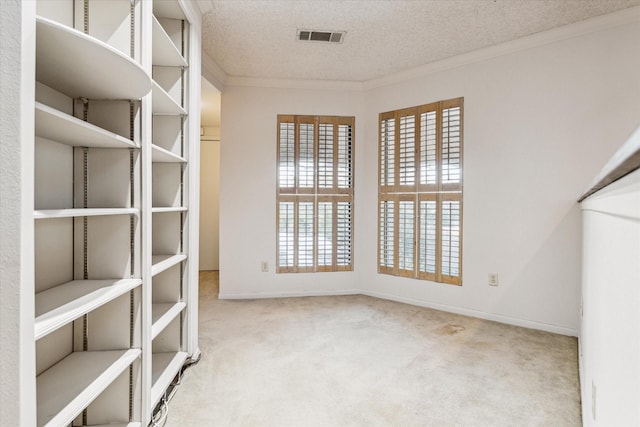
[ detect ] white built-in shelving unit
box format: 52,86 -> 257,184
29,0 -> 201,425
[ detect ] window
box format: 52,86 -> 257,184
277,115 -> 354,272
378,98 -> 463,285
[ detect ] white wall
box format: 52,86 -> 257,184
199,138 -> 220,270
580,168 -> 640,426
0,1 -> 36,425
219,18 -> 640,334
219,85 -> 365,298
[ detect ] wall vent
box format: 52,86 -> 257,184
297,29 -> 345,43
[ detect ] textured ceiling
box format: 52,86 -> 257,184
201,0 -> 640,82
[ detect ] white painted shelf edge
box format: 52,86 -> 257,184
151,254 -> 187,276
153,2 -> 187,20
152,144 -> 186,163
35,16 -> 151,100
151,351 -> 189,409
35,102 -> 138,149
35,279 -> 142,341
152,80 -> 187,116
152,206 -> 188,213
152,15 -> 188,67
151,302 -> 187,340
34,207 -> 139,219
37,349 -> 141,427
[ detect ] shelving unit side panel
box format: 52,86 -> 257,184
36,326 -> 73,376
35,138 -> 73,210
72,0 -> 137,58
77,100 -> 141,144
36,0 -> 73,27
152,163 -> 182,207
152,212 -> 182,255
152,265 -> 181,303
83,364 -> 137,425
35,219 -> 73,293
152,116 -> 182,154
73,216 -> 135,280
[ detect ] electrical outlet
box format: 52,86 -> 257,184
488,273 -> 499,286
261,261 -> 269,272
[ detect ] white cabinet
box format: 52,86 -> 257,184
28,1 -> 201,425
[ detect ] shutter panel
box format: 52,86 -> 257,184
441,195 -> 462,285
336,200 -> 352,269
318,123 -> 333,190
337,123 -> 352,191
397,196 -> 415,277
297,199 -> 314,272
298,120 -> 315,191
277,200 -> 295,272
278,120 -> 295,192
418,195 -> 437,280
379,114 -> 395,190
378,197 -> 395,273
419,106 -> 438,190
317,200 -> 333,269
441,100 -> 462,191
398,113 -> 416,189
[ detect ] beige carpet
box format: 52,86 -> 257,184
164,271 -> 580,426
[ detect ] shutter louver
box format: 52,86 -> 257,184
378,198 -> 395,271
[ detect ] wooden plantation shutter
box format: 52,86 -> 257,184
277,115 -> 355,273
378,97 -> 463,285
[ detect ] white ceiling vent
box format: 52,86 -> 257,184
297,29 -> 345,44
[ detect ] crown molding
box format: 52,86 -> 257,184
364,6 -> 640,90
201,51 -> 227,92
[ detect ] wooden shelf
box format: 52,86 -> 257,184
36,16 -> 151,100
151,302 -> 187,340
152,81 -> 187,116
152,144 -> 186,163
152,206 -> 188,213
35,102 -> 137,149
151,254 -> 187,276
37,349 -> 141,427
35,279 -> 142,340
34,207 -> 139,219
151,351 -> 188,409
152,15 -> 187,67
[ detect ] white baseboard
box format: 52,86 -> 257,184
218,289 -> 361,300
362,290 -> 578,337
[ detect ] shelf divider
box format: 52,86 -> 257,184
152,144 -> 186,163
152,81 -> 187,116
34,208 -> 139,219
151,302 -> 187,340
151,254 -> 187,277
152,15 -> 188,67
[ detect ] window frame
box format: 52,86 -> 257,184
276,114 -> 355,273
378,97 -> 463,285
